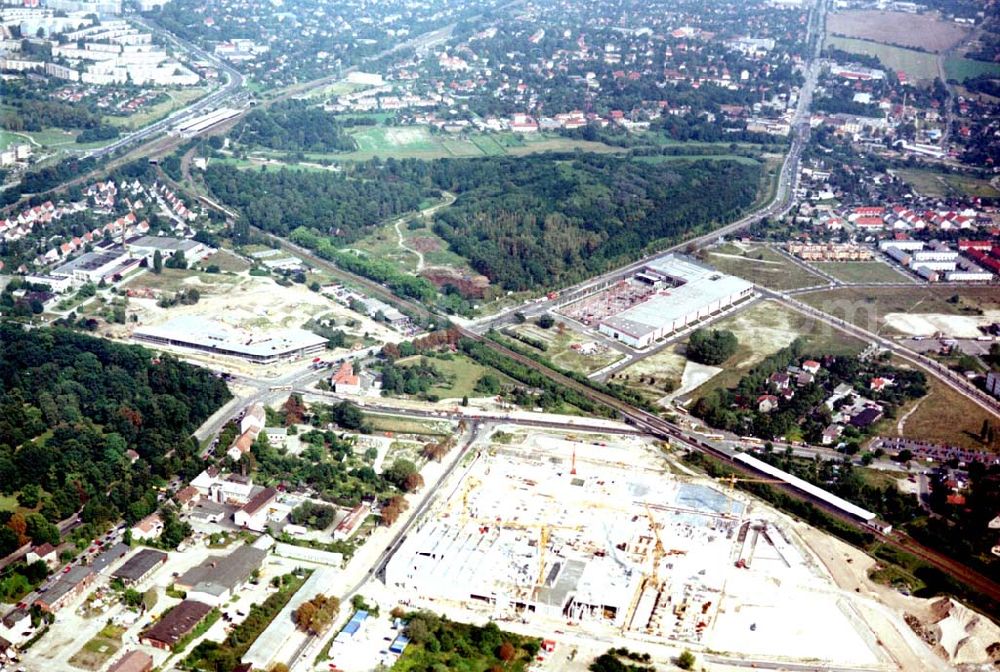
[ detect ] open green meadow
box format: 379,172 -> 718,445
827,36 -> 938,81
944,57 -> 1000,82
895,168 -> 1000,199
703,243 -> 826,291
812,261 -> 910,284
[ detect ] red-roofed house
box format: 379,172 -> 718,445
332,361 -> 361,395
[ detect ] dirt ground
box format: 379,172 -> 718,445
828,10 -> 970,52
883,310 -> 1000,338
126,269 -> 395,342
795,524 -> 1000,670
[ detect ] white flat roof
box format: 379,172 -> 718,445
602,255 -> 753,334
133,316 -> 326,357
735,452 -> 877,521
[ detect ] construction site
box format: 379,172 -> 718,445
383,429 -> 938,669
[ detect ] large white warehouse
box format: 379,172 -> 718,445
597,255 -> 754,349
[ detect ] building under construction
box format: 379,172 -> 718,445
383,431 -> 751,638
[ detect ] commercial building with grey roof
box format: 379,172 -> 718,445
177,545 -> 267,606
111,548 -> 167,586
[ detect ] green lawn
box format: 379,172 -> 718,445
397,353 -> 492,399
944,57 -> 1000,82
105,87 -> 210,130
687,299 -> 865,398
0,130 -> 34,150
702,243 -> 826,291
510,324 -> 624,375
812,261 -> 910,284
895,168 -> 1000,199
68,625 -> 124,671
637,153 -> 762,166
797,286 -> 1000,335
365,414 -> 453,436
827,36 -> 939,82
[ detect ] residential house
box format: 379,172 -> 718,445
757,394 -> 779,413
25,542 -> 58,569
850,406 -> 883,429
234,487 -> 279,532
174,485 -> 200,509
130,513 -> 163,542
769,372 -> 790,391
240,402 -> 265,435
821,425 -> 843,446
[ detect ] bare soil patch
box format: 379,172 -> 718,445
828,10 -> 969,52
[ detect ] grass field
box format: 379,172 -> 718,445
24,128 -> 79,148
510,324 -> 624,375
608,345 -> 686,401
123,267 -> 240,294
365,413 -> 453,436
828,10 -> 968,52
811,261 -> 910,284
698,299 -> 864,394
397,353 -> 493,400
895,168 -> 1000,199
827,36 -> 939,82
333,127 -> 626,161
105,87 -> 209,129
703,243 -> 826,291
637,154 -> 762,166
197,249 -> 252,273
944,57 -> 1000,82
68,625 -> 124,671
0,130 -> 34,149
798,286 -> 1000,335
891,372 -> 996,450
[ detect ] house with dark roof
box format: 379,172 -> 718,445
140,600 -> 213,650
107,650 -> 153,672
769,372 -> 790,391
850,406 -> 883,429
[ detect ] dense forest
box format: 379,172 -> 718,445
430,155 -> 760,289
0,324 -> 231,557
232,101 -> 356,153
207,154 -> 759,293
203,163 -> 426,242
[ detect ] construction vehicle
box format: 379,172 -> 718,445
719,475 -> 786,491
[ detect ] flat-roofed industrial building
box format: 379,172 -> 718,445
597,255 -> 754,349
